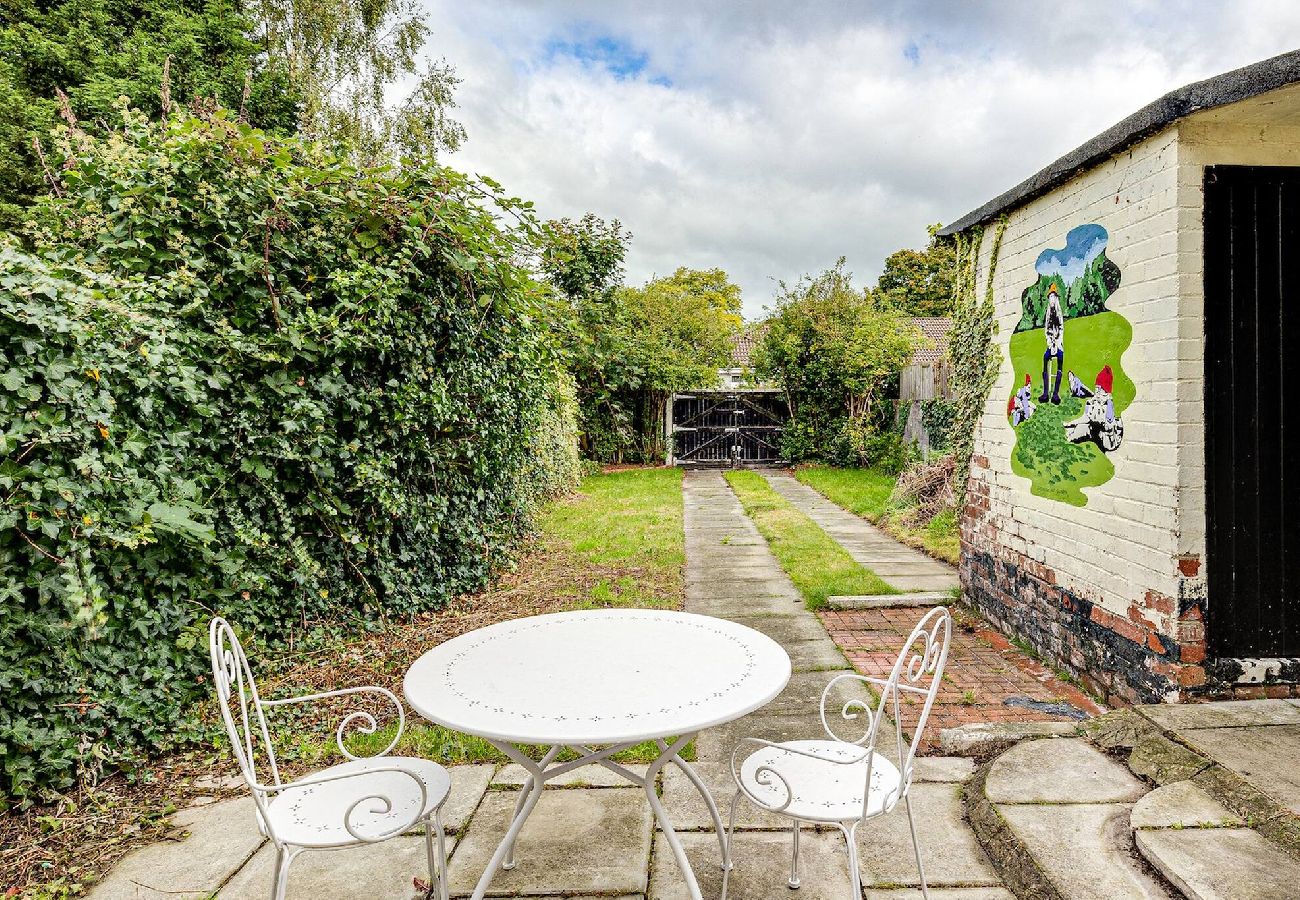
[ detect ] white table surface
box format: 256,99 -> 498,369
403,609 -> 792,745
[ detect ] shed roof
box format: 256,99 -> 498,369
728,325 -> 767,368
938,49 -> 1300,236
910,317 -> 952,366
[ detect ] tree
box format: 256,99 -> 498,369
755,259 -> 919,465
872,224 -> 959,317
243,0 -> 467,162
0,0 -> 297,227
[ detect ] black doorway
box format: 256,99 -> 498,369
1204,165 -> 1300,658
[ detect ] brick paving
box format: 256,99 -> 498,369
820,606 -> 1106,746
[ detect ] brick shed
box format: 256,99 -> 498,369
939,50 -> 1300,704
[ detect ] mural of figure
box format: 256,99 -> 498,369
1064,365 -> 1124,451
1008,373 -> 1036,425
1039,284 -> 1064,404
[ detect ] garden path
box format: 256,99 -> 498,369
759,471 -> 958,593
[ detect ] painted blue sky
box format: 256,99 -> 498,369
1036,224 -> 1109,284
417,1 -> 1300,317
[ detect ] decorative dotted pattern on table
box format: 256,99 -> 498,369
440,612 -> 760,725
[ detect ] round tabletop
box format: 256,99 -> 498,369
403,609 -> 792,745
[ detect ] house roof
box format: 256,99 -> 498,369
938,49 -> 1300,236
729,325 -> 767,368
911,317 -> 952,366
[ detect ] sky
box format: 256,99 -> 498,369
419,1 -> 1300,318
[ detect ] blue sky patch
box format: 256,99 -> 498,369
543,32 -> 661,81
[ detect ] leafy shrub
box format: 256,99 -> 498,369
919,399 -> 958,451
0,104 -> 574,802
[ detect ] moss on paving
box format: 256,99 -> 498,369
724,470 -> 896,609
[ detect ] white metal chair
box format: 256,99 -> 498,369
209,617 -> 451,900
722,605 -> 953,900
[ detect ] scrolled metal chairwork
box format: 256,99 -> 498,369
209,617 -> 452,900
722,605 -> 953,900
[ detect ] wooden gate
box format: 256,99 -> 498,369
671,392 -> 787,466
1204,165 -> 1300,658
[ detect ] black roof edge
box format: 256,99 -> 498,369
938,48 -> 1300,236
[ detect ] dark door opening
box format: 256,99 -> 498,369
671,392 -> 787,467
1204,165 -> 1300,658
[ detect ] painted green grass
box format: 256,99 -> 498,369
1007,311 -> 1134,506
725,470 -> 895,609
796,465 -> 960,565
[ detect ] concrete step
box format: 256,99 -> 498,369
1129,780 -> 1300,900
827,591 -> 954,608
967,737 -> 1176,899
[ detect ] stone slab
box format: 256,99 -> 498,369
447,788 -> 651,896
938,721 -> 1080,756
491,762 -> 649,789
686,595 -> 806,618
219,833 -> 458,899
880,575 -> 961,591
1136,827 -> 1300,900
984,738 -> 1145,804
856,783 -> 1001,887
726,614 -> 837,644
659,762 -> 787,831
1137,699 -> 1300,731
1130,780 -> 1243,830
696,711 -> 832,762
1178,724 -> 1300,814
828,593 -> 953,609
1127,733 -> 1213,785
89,798 -> 264,900
913,756 -> 976,783
864,891 -> 1015,900
997,803 -> 1174,899
648,829 -> 852,900
440,765 -> 493,833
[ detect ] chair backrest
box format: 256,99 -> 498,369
819,605 -> 953,817
209,617 -> 283,797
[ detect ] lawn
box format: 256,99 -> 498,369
796,465 -> 960,565
724,470 -> 895,608
4,467 -> 688,898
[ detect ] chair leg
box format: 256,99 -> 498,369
720,789 -> 743,900
905,793 -> 929,900
788,819 -> 801,890
839,823 -> 861,900
435,809 -> 450,900
271,846 -> 292,900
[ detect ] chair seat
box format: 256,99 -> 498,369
738,740 -> 903,823
266,756 -> 451,848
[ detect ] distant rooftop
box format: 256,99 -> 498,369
728,325 -> 768,368
911,317 -> 952,366
939,49 -> 1300,236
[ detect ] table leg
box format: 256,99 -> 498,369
657,738 -> 731,871
503,746 -> 561,870
644,733 -> 708,900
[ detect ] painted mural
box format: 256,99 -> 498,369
1006,223 -> 1134,506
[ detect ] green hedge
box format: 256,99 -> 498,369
0,104 -> 575,802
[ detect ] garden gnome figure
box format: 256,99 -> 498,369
1040,283 -> 1064,404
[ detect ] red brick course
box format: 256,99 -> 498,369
818,606 -> 1104,750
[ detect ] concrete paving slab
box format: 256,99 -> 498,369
219,833 -> 458,899
997,803 -> 1174,899
685,594 -> 806,618
1136,827 -> 1300,900
491,762 -> 649,789
984,738 -> 1145,804
1137,699 -> 1300,731
1177,724 -> 1300,814
913,756 -> 976,783
727,613 -> 841,643
696,711 -> 833,761
829,593 -> 953,609
1130,781 -> 1243,830
939,721 -> 1081,756
440,765 -> 493,833
856,783 -> 1001,887
659,762 -> 787,831
649,829 -> 852,900
88,798 -> 264,900
447,788 -> 652,897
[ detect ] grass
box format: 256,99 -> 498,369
795,465 -> 961,565
724,470 -> 895,609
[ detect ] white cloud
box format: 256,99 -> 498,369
419,1 -> 1300,317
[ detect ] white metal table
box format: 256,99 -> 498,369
403,609 -> 792,900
